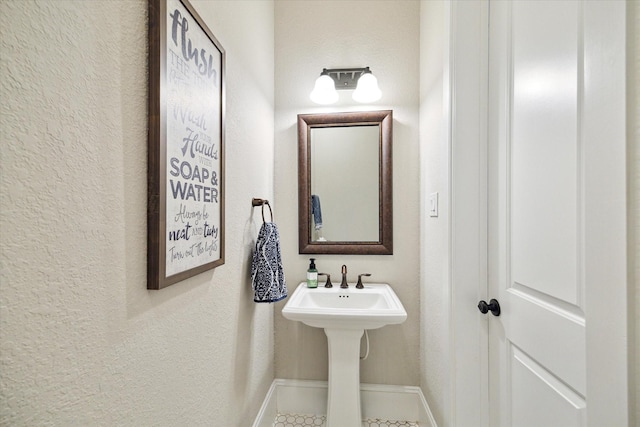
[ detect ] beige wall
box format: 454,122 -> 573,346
0,1 -> 275,425
418,1 -> 450,424
273,0 -> 421,385
629,0 -> 639,424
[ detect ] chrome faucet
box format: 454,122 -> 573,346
340,264 -> 348,288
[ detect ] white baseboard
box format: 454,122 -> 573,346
252,379 -> 437,427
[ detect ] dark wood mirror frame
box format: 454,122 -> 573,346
297,110 -> 393,255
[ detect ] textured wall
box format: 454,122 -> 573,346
0,1 -> 275,425
418,2 -> 449,425
273,0 -> 421,386
629,1 -> 640,424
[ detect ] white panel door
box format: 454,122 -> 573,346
486,1 -> 626,425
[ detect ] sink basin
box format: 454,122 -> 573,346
282,282 -> 407,330
282,282 -> 407,427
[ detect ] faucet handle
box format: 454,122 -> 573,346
318,273 -> 333,288
356,273 -> 371,289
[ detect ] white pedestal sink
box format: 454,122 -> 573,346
282,282 -> 407,427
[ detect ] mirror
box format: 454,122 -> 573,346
297,110 -> 392,255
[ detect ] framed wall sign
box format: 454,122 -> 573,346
147,0 -> 225,289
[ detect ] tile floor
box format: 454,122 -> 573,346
272,413 -> 419,427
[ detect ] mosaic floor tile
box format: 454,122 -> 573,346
363,418 -> 419,427
273,413 -> 325,426
272,413 -> 419,427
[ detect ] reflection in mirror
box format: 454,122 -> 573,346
310,126 -> 379,242
298,110 -> 392,255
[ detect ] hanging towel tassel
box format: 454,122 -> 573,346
251,222 -> 287,303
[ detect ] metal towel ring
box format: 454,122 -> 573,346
251,198 -> 273,223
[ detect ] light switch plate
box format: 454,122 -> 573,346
429,192 -> 438,217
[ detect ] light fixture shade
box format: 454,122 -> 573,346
352,71 -> 381,103
310,74 -> 338,105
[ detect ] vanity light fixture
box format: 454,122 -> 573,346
309,67 -> 382,105
310,69 -> 339,105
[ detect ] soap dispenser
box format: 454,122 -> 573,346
307,258 -> 318,288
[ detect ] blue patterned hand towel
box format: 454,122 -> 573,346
311,194 -> 323,230
251,222 -> 287,303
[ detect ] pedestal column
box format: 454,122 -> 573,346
324,328 -> 365,427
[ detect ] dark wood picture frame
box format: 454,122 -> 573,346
148,0 -> 225,289
297,110 -> 393,255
